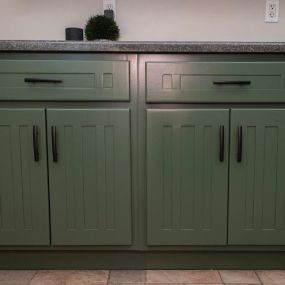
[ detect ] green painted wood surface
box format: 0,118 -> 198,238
0,60 -> 130,101
146,61 -> 285,103
0,109 -> 50,245
1,53 -> 285,263
0,251 -> 285,270
47,109 -> 132,245
229,109 -> 285,245
147,109 -> 229,245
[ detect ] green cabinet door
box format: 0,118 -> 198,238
0,109 -> 50,245
229,109 -> 285,245
147,109 -> 229,245
47,109 -> 132,245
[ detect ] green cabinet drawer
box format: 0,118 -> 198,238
229,109 -> 285,245
146,61 -> 285,103
47,109 -> 132,245
147,109 -> 229,245
0,60 -> 129,101
0,109 -> 50,245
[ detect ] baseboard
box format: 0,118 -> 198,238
0,251 -> 284,269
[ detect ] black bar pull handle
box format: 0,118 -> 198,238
237,126 -> 243,163
213,80 -> 251,85
219,125 -> 225,162
51,126 -> 58,162
33,125 -> 39,162
24,78 -> 63,84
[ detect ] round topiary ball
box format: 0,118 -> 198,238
85,15 -> 120,41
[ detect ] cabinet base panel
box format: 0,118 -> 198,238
0,251 -> 284,269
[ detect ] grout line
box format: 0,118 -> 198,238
217,270 -> 225,284
107,270 -> 111,285
28,270 -> 39,285
144,270 -> 147,284
255,270 -> 264,285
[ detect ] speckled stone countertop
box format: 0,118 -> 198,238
0,40 -> 285,53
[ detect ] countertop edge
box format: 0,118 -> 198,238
1,41 -> 285,53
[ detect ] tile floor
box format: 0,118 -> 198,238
0,270 -> 285,285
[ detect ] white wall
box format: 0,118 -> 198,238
0,0 -> 284,41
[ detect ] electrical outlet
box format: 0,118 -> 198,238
265,0 -> 279,22
103,0 -> 116,19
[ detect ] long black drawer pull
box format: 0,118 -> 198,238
24,78 -> 63,84
237,126 -> 243,163
219,125 -> 225,162
51,126 -> 58,162
213,81 -> 251,85
33,125 -> 39,162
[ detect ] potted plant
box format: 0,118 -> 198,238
85,15 -> 120,41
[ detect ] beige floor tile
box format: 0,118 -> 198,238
0,270 -> 36,285
185,283 -> 225,285
223,283 -> 261,285
30,270 -> 109,285
109,270 -> 146,283
219,271 -> 260,284
107,282 -> 221,285
146,270 -> 222,283
111,283 -> 181,285
256,270 -> 285,285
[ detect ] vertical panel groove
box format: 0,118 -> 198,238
10,127 -> 16,230
162,126 -> 173,230
97,125 -> 106,230
274,128 -> 279,230
105,126 -> 115,230
0,126 -> 16,230
82,126 -> 98,230
18,126 -> 24,231
260,129 -> 266,230
262,127 -> 278,229
64,126 -> 76,230
181,126 -> 196,230
203,126 -> 213,230
19,126 -> 33,230
173,125 -> 181,230
244,126 -> 256,230
81,126 -> 86,230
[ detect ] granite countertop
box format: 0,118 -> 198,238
0,40 -> 285,53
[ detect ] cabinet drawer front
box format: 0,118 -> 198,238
146,62 -> 285,103
0,60 -> 129,101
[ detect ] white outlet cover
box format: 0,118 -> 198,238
265,0 -> 279,22
103,0 -> 116,19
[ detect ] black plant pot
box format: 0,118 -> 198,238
65,28 -> 83,41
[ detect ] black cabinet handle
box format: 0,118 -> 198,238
237,126 -> 243,163
213,81 -> 251,85
51,126 -> 58,162
219,125 -> 225,162
24,78 -> 63,84
33,125 -> 39,162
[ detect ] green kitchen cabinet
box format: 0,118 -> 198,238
0,60 -> 130,101
47,109 -> 132,245
146,61 -> 285,103
229,109 -> 285,245
147,109 -> 229,245
0,109 -> 50,245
